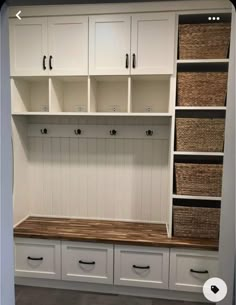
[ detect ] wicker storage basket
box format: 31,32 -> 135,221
173,206 -> 220,239
179,23 -> 231,59
175,163 -> 223,197
177,72 -> 228,107
176,118 -> 225,152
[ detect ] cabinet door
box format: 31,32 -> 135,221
169,249 -> 218,293
48,16 -> 88,75
89,15 -> 131,75
131,13 -> 175,74
9,18 -> 48,76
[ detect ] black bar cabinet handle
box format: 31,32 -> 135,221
27,256 -> 43,261
133,264 -> 150,270
79,260 -> 95,265
49,55 -> 53,70
190,269 -> 209,274
132,53 -> 136,69
126,54 -> 129,69
43,55 -> 46,70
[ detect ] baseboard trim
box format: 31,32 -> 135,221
15,277 -> 208,303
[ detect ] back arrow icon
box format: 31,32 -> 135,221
16,10 -> 22,20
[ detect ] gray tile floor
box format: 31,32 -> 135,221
15,286 -> 207,305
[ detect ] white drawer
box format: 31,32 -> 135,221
15,238 -> 61,279
114,245 -> 169,289
62,241 -> 113,284
169,249 -> 218,293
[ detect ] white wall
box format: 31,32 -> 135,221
218,4 -> 235,305
0,4 -> 15,305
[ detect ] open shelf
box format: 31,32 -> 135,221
177,59 -> 229,64
90,76 -> 128,113
131,75 -> 170,113
51,77 -> 88,113
175,106 -> 226,111
11,77 -> 49,113
172,194 -> 222,201
174,151 -> 224,157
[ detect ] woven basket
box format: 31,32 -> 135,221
173,206 -> 220,239
175,163 -> 223,197
179,23 -> 231,59
176,118 -> 225,152
177,72 -> 228,107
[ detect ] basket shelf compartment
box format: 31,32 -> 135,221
176,118 -> 225,152
178,23 -> 231,60
175,163 -> 223,197
173,205 -> 220,239
177,72 -> 228,107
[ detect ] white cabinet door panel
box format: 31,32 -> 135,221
15,238 -> 61,279
131,13 -> 175,74
169,249 -> 218,293
48,16 -> 88,75
62,241 -> 113,284
114,245 -> 169,289
89,15 -> 130,75
10,18 -> 48,76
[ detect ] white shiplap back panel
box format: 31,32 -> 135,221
28,128 -> 169,222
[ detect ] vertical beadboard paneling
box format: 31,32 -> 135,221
29,132 -> 170,223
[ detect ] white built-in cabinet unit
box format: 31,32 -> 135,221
10,0 -> 232,301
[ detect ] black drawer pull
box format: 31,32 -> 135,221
190,269 -> 209,274
133,265 -> 150,270
27,256 -> 43,261
79,260 -> 95,265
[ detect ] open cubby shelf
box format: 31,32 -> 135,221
11,75 -> 172,116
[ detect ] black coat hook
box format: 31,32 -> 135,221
110,129 -> 117,136
146,130 -> 153,136
40,128 -> 47,135
74,129 -> 81,135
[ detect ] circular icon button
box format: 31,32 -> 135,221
203,277 -> 227,302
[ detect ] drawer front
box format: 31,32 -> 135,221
170,249 -> 218,293
15,238 -> 61,279
114,245 -> 169,289
62,241 -> 113,284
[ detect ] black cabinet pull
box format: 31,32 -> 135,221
146,130 -> 153,136
27,256 -> 43,261
79,260 -> 95,265
190,269 -> 209,274
110,129 -> 117,136
40,128 -> 47,135
133,265 -> 150,270
43,56 -> 47,70
126,54 -> 129,69
74,129 -> 81,135
49,56 -> 53,70
132,54 -> 136,69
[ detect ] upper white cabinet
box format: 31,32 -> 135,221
48,16 -> 88,75
10,18 -> 48,76
10,16 -> 88,76
131,13 -> 175,74
89,15 -> 131,75
89,13 -> 175,75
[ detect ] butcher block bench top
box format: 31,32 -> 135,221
14,216 -> 218,251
